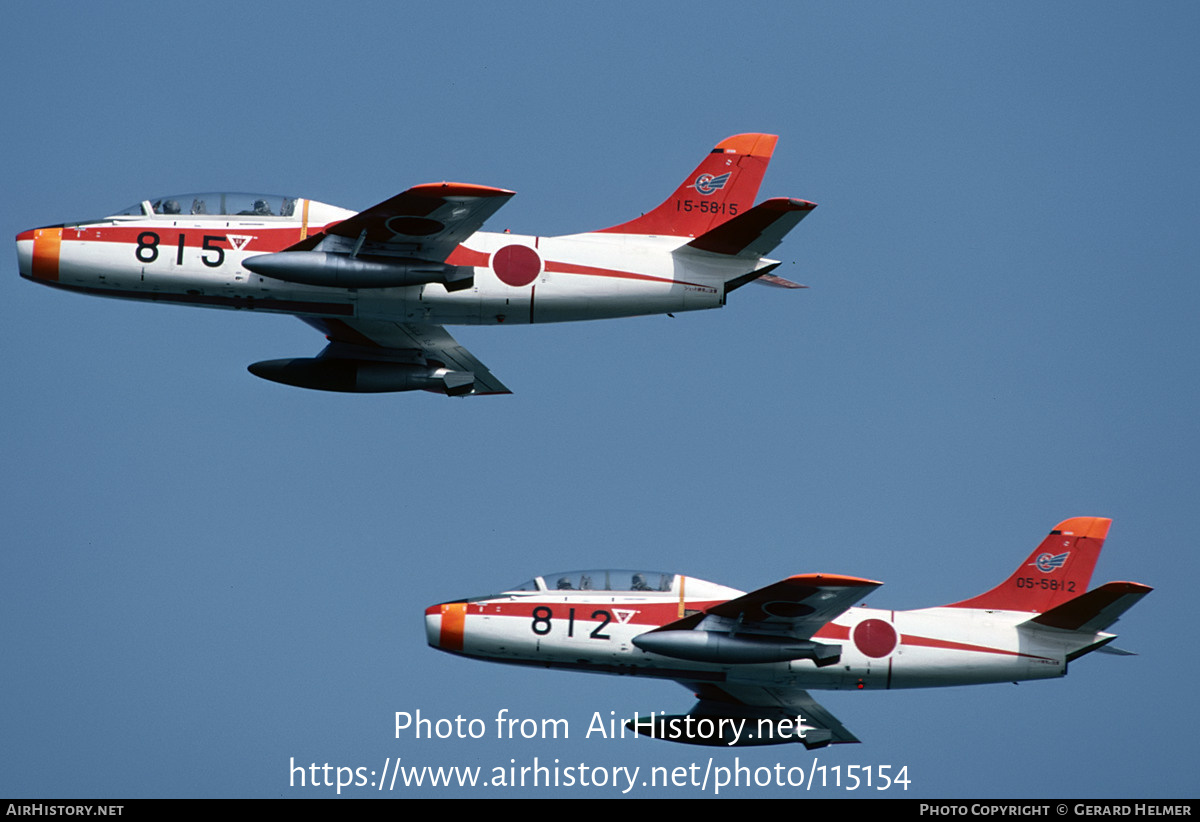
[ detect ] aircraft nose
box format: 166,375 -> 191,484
425,602 -> 465,651
424,605 -> 442,648
16,226 -> 62,282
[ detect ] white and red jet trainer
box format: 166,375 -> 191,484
426,517 -> 1149,747
17,133 -> 812,395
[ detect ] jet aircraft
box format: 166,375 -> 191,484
16,134 -> 811,395
425,518 -> 1149,747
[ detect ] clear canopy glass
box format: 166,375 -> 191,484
508,570 -> 676,593
110,192 -> 298,218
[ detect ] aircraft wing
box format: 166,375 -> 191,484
289,182 -> 515,261
630,682 -> 858,748
300,317 -> 512,395
692,683 -> 860,746
653,573 -> 882,640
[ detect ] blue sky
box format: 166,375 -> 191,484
2,2 -> 1197,798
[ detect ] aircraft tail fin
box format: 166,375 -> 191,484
945,517 -> 1111,613
598,133 -> 778,237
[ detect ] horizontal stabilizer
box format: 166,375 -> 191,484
753,272 -> 806,289
683,197 -> 816,258
724,262 -> 806,293
1027,581 -> 1153,633
1094,644 -> 1137,656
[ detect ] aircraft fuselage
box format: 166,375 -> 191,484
17,204 -> 724,326
16,135 -> 809,394
424,519 -> 1149,746
425,584 -> 1073,693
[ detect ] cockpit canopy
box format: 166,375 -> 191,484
508,569 -> 676,593
110,192 -> 299,219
